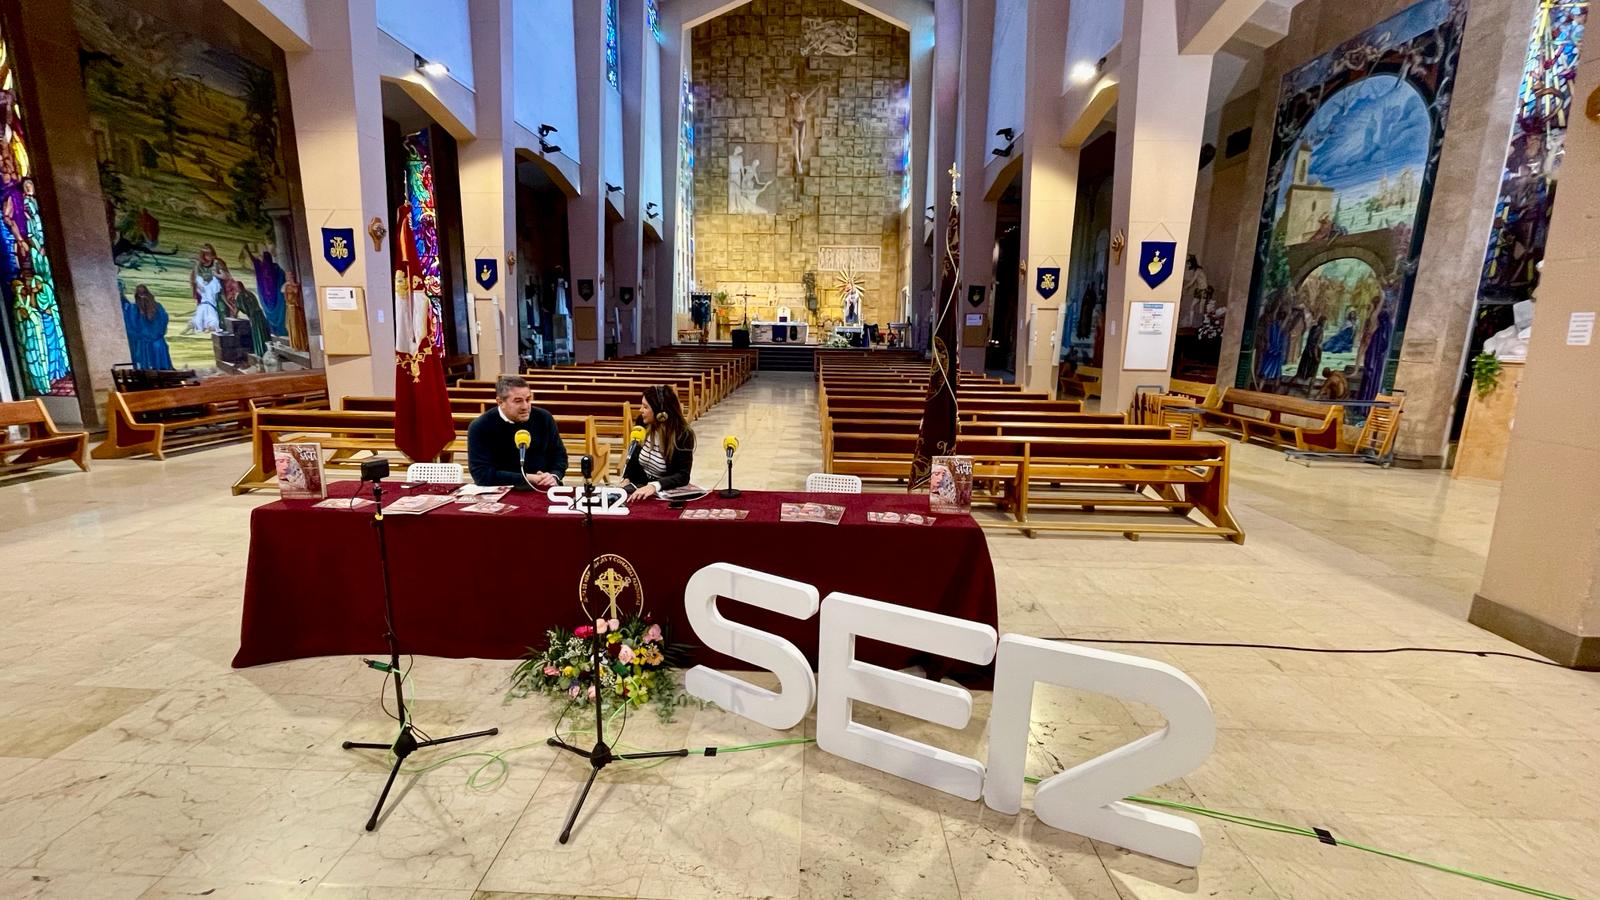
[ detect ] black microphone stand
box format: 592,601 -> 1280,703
719,443 -> 741,499
341,466 -> 499,831
547,454 -> 688,843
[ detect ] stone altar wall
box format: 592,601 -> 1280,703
689,0 -> 910,332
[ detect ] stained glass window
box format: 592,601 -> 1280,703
0,23 -> 74,396
605,0 -> 620,89
647,0 -> 661,44
402,129 -> 445,352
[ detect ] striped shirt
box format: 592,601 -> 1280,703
637,433 -> 670,480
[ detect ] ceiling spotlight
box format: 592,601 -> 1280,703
646,202 -> 661,217
538,123 -> 559,137
995,127 -> 1015,141
606,182 -> 622,194
991,145 -> 1013,158
414,54 -> 449,78
1069,60 -> 1098,85
539,139 -> 562,155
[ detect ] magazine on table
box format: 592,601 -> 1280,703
275,442 -> 326,500
460,501 -> 512,515
312,496 -> 375,511
659,484 -> 707,501
679,508 -> 750,520
453,485 -> 510,504
867,511 -> 937,526
929,455 -> 973,514
383,494 -> 454,515
780,502 -> 845,525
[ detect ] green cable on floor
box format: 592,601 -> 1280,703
376,726 -> 1576,900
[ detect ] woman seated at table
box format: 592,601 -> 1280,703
622,385 -> 695,502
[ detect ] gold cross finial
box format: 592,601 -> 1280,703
948,164 -> 961,206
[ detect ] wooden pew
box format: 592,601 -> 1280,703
0,399 -> 88,476
93,371 -> 328,460
961,436 -> 1242,542
828,425 -> 1173,478
1201,388 -> 1344,451
442,354 -> 474,385
344,395 -> 619,476
232,408 -> 605,494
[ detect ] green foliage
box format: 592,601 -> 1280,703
1471,352 -> 1503,399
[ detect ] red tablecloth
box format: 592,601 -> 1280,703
235,483 -> 998,682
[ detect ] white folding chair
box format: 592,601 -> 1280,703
405,462 -> 465,484
805,472 -> 862,494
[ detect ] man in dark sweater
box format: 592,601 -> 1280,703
466,375 -> 567,489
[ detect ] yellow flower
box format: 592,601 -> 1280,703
607,633 -> 621,645
562,666 -> 576,677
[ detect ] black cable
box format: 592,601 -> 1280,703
1052,637 -> 1565,667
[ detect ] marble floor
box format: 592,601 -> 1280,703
0,371 -> 1597,899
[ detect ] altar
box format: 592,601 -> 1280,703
751,320 -> 810,344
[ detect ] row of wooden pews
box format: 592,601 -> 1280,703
816,357 -> 1243,542
232,349 -> 754,494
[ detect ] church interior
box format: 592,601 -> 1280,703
1,0 -> 1598,897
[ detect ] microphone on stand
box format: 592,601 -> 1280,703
719,435 -> 741,499
628,426 -> 646,461
580,454 -> 595,526
514,429 -> 531,469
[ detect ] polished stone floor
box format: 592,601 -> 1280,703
0,372 -> 1596,899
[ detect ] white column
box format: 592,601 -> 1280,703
956,0 -> 996,373
460,0 -> 516,377
1014,0 -> 1076,394
1099,0 -> 1213,411
568,0 -> 611,362
286,0 -> 394,402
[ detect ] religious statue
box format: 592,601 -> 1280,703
224,277 -> 271,361
727,145 -> 773,214
787,84 -> 822,175
284,275 -> 309,352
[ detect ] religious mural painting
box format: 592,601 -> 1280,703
0,17 -> 74,397
401,129 -> 446,355
73,0 -> 302,377
1468,0 -> 1586,346
1237,0 -> 1467,408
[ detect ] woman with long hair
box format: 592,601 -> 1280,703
622,384 -> 696,502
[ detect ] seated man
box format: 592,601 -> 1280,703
467,374 -> 566,489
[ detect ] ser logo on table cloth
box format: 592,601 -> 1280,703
545,485 -> 629,516
579,553 -> 644,621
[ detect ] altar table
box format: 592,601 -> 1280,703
234,484 -> 999,682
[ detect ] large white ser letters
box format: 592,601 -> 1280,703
681,563 -> 820,729
983,634 -> 1215,866
816,592 -> 998,801
679,565 -> 1217,866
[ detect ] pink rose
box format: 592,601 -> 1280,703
574,625 -> 595,639
608,617 -> 621,632
618,645 -> 635,664
644,624 -> 663,643
543,665 -> 560,677
595,618 -> 609,634
586,685 -> 597,700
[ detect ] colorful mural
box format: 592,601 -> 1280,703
1476,1 -> 1586,304
1237,0 -> 1466,407
73,0 -> 298,376
0,22 -> 74,397
402,129 -> 446,354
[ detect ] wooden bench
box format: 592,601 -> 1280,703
0,399 -> 88,476
827,425 -> 1173,478
442,354 -> 475,385
962,436 -> 1242,542
232,408 -> 605,494
93,371 -> 328,460
1201,388 -> 1344,451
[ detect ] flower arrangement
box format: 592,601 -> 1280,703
508,615 -> 687,721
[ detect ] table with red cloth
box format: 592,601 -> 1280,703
234,483 -> 999,682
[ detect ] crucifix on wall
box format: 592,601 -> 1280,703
788,83 -> 823,175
